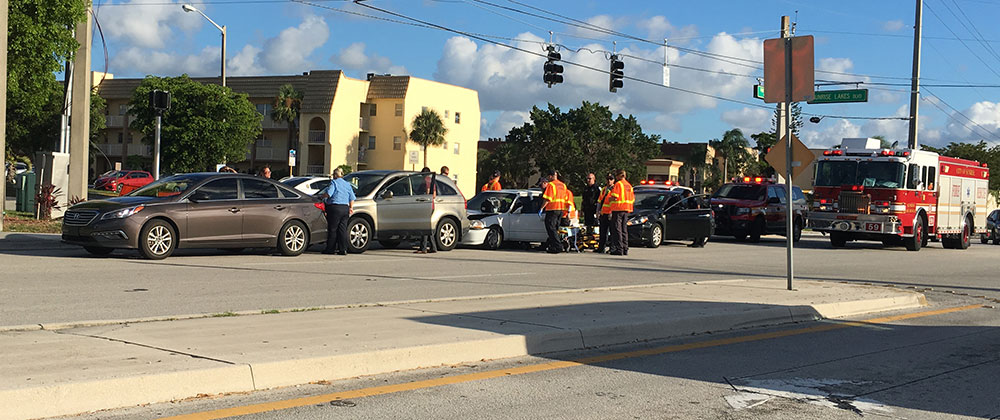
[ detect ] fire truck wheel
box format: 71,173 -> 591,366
830,232 -> 848,248
957,216 -> 972,250
904,220 -> 924,252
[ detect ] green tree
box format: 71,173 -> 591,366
750,131 -> 777,176
771,102 -> 803,137
478,138 -> 535,189
127,75 -> 261,174
6,0 -> 87,156
710,128 -> 753,181
269,84 -> 302,173
408,109 -> 448,168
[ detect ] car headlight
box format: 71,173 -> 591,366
101,205 -> 145,220
735,207 -> 750,215
626,215 -> 648,226
469,219 -> 485,230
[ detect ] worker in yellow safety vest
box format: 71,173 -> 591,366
481,171 -> 502,192
539,169 -> 570,253
595,173 -> 615,253
608,169 -> 635,256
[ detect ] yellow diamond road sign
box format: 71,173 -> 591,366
766,133 -> 815,181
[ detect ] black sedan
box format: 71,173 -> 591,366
626,189 -> 715,248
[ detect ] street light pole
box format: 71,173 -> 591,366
181,4 -> 226,87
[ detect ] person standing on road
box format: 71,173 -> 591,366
539,170 -> 569,254
595,174 -> 615,253
581,173 -> 600,233
608,169 -> 634,256
481,171 -> 502,191
416,169 -> 438,254
318,167 -> 355,255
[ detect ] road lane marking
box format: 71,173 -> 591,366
159,304 -> 983,420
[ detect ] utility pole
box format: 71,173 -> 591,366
68,10 -> 92,202
907,0 -> 923,149
782,15 -> 794,291
775,17 -> 791,182
0,0 -> 8,231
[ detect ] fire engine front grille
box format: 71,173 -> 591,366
838,192 -> 870,214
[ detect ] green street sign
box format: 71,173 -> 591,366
754,84 -> 765,100
808,89 -> 868,104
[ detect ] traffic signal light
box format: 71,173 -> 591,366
543,45 -> 563,87
609,55 -> 624,93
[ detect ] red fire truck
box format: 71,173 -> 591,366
808,138 -> 990,251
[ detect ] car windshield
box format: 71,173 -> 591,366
343,172 -> 387,196
815,160 -> 905,188
127,175 -> 199,198
281,177 -> 311,187
713,184 -> 766,200
468,192 -> 518,214
634,191 -> 669,211
106,171 -> 127,178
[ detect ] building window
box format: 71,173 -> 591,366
368,136 -> 376,150
453,143 -> 460,155
444,110 -> 450,118
442,141 -> 448,150
118,104 -> 131,115
455,112 -> 461,124
395,103 -> 403,117
393,136 -> 402,150
369,104 -> 377,116
422,106 -> 428,113
117,132 -> 123,144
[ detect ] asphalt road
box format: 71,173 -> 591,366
60,292 -> 1000,420
2,232 -> 999,327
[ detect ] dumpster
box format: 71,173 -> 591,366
15,172 -> 36,213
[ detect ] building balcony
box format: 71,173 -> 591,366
307,164 -> 325,175
308,130 -> 326,144
359,116 -> 370,132
106,115 -> 127,128
96,143 -> 122,156
127,144 -> 152,157
245,147 -> 276,161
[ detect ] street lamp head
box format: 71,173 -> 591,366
181,4 -> 198,13
809,116 -> 823,124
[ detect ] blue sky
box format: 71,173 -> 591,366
92,0 -> 1000,148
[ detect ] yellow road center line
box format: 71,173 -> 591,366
161,304 -> 983,420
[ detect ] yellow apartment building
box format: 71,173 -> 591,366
94,70 -> 481,194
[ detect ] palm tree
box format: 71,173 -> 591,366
709,128 -> 752,181
408,109 -> 448,168
270,84 -> 303,174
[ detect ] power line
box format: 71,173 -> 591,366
803,28 -> 1000,43
922,87 -> 1000,142
924,1 -> 1000,79
943,0 -> 1000,65
345,0 -> 905,122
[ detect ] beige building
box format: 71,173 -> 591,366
94,71 -> 481,194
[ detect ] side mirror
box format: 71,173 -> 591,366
382,190 -> 394,200
768,197 -> 781,204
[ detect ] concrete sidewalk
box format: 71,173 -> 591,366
2,279 -> 925,420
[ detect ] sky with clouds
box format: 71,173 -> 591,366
91,0 -> 1000,149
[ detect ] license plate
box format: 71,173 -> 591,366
865,223 -> 881,232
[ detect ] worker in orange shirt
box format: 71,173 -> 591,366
608,169 -> 635,256
481,171 -> 502,191
539,169 -> 570,254
595,173 -> 615,253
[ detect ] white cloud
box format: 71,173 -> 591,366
111,45 -> 221,77
636,16 -> 673,39
946,101 -> 1000,142
331,42 -> 408,76
99,0 -> 202,49
883,20 -> 905,32
259,15 -> 329,74
721,107 -> 770,134
482,110 -> 531,139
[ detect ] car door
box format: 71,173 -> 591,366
376,175 -> 427,237
508,194 -> 547,242
765,186 -> 786,233
239,178 -> 287,245
183,178 -> 242,246
662,195 -> 694,240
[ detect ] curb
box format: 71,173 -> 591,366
4,291 -> 925,420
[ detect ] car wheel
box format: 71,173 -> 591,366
647,223 -> 662,248
379,240 -> 401,249
84,246 -> 113,256
792,218 -> 803,242
830,231 -> 848,248
981,233 -> 989,244
484,227 -> 503,250
691,237 -> 707,247
435,218 -> 459,251
747,218 -> 764,243
139,220 -> 176,260
733,232 -> 747,241
277,220 -> 308,256
993,228 -> 1000,245
347,218 -> 371,254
